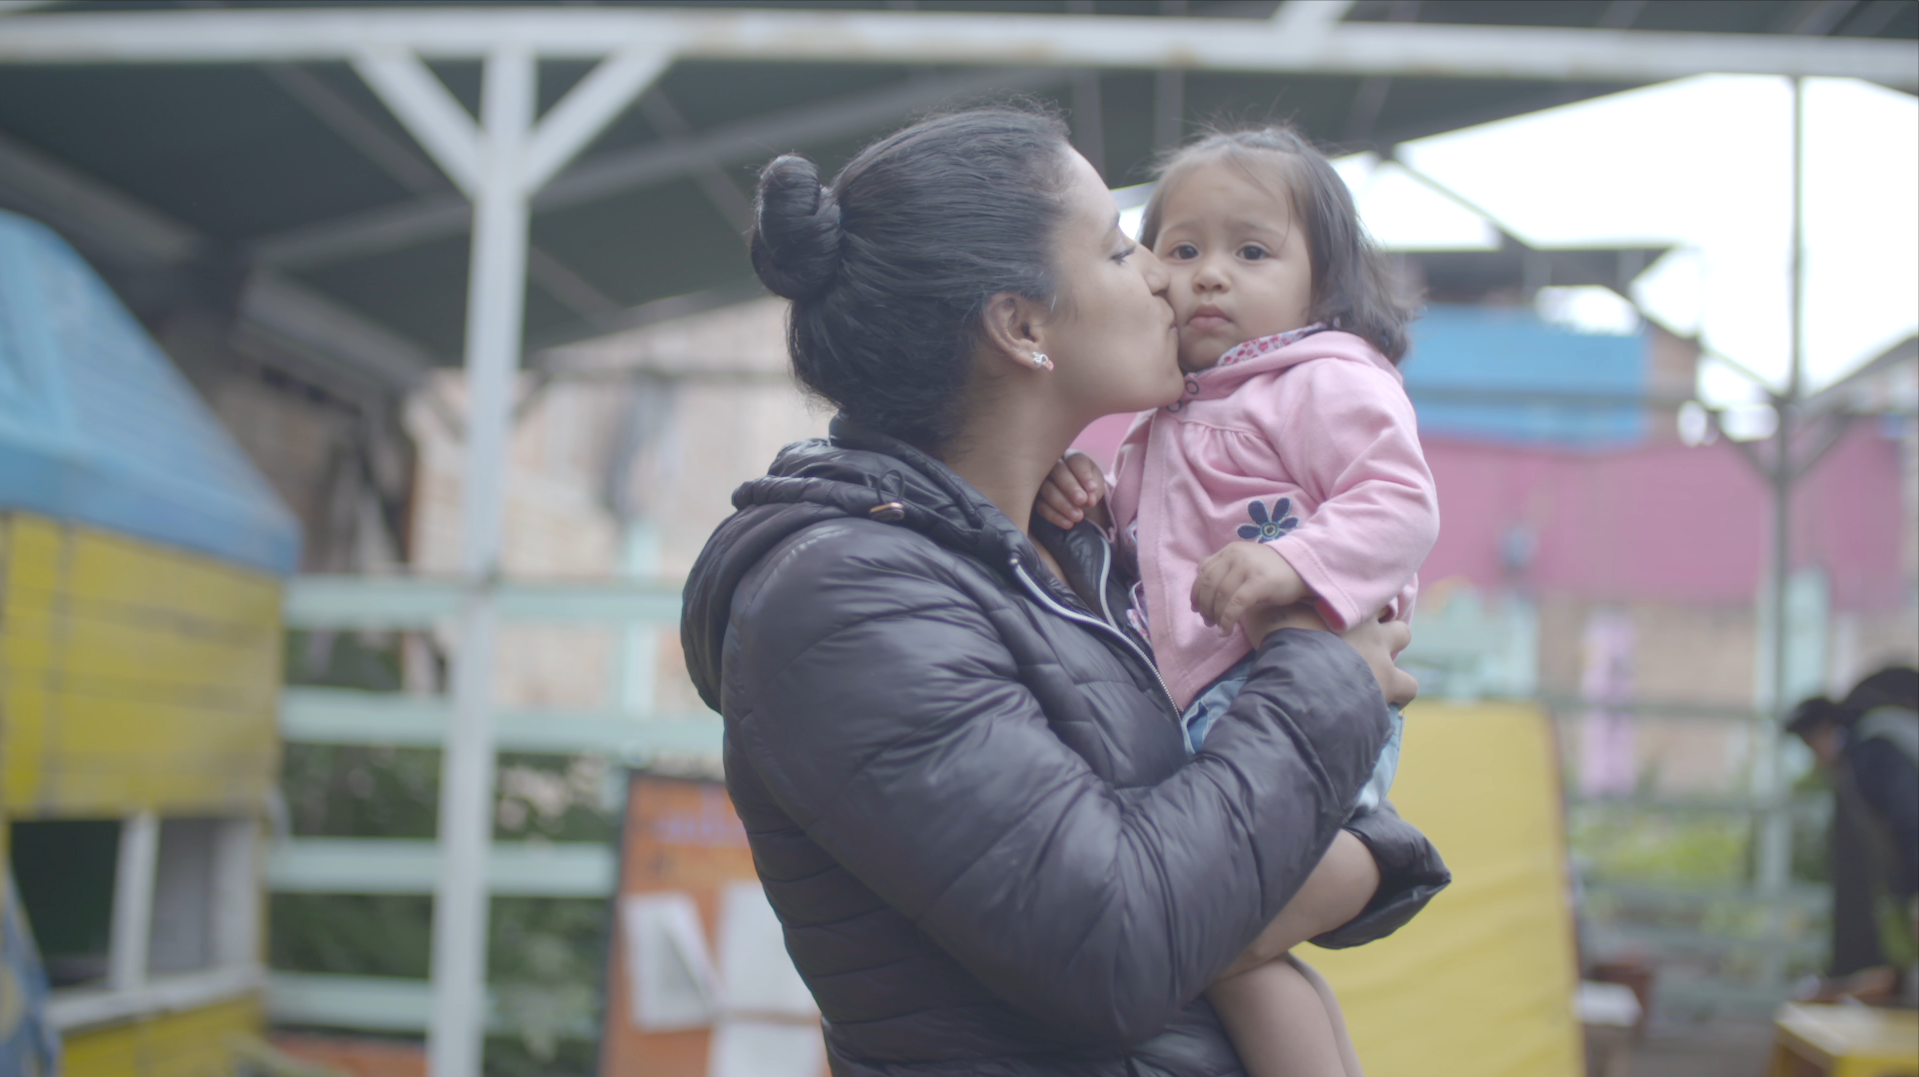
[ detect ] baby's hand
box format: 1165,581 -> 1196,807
1191,542 -> 1309,635
1036,451 -> 1110,530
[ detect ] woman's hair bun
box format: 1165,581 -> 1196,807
751,154 -> 843,301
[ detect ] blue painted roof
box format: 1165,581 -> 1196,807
1402,304 -> 1646,448
0,210 -> 300,575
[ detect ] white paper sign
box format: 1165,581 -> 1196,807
622,892 -> 722,1031
716,881 -> 818,1020
708,1021 -> 827,1077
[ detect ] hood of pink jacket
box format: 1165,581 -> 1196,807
1175,329 -> 1402,403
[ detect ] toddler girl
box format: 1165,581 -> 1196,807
1038,126 -> 1439,1076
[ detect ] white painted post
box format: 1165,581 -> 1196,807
211,817 -> 261,972
354,38 -> 669,1076
428,43 -> 535,1077
108,810 -> 158,993
619,521 -> 662,717
1753,75 -> 1807,990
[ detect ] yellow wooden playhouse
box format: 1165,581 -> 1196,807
0,208 -> 299,1074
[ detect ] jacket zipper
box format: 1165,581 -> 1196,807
1092,541 -> 1183,722
1010,555 -> 1181,721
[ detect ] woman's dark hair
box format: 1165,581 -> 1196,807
750,107 -> 1074,448
1138,124 -> 1415,364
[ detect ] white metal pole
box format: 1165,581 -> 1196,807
108,810 -> 158,993
430,43 -> 534,1077
1753,75 -> 1805,988
619,521 -> 661,718
5,8 -> 1913,88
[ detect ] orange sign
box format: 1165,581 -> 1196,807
601,774 -> 826,1077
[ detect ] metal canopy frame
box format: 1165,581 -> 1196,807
1,4 -> 1912,82
4,4 -> 1915,1073
3,5 -> 1912,383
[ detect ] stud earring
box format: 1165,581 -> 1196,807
1029,352 -> 1054,371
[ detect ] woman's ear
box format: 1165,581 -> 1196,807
978,291 -> 1050,373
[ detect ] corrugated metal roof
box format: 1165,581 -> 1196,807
1405,304 -> 1647,447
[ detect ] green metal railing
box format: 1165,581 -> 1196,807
273,575 -> 1830,1027
268,574 -> 706,1031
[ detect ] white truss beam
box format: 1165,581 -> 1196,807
265,61 -> 619,327
1271,0 -> 1356,33
0,127 -> 434,391
349,34 -> 671,1074
253,66 -> 1065,271
238,271 -> 436,389
264,62 -> 447,195
267,838 -> 618,898
0,7 -> 1910,87
522,46 -> 670,194
636,88 -> 754,232
352,46 -> 485,196
0,128 -> 197,264
417,42 -> 534,1077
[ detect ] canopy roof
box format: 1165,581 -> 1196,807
0,0 -> 1911,401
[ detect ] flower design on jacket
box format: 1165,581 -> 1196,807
1237,498 -> 1301,543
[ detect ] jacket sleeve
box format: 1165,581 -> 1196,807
1259,360 -> 1439,631
1312,799 -> 1452,948
724,522 -> 1392,1046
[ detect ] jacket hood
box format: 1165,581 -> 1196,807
681,418 -> 1054,713
1176,329 -> 1398,406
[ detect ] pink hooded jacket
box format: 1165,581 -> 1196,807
1108,329 -> 1439,711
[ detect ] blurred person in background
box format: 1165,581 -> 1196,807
682,107 -> 1448,1077
1789,666 -> 1919,1006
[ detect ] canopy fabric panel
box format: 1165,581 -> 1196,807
1309,700 -> 1583,1077
0,209 -> 300,574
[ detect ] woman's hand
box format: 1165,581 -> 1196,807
1035,451 -> 1112,530
1244,606 -> 1417,708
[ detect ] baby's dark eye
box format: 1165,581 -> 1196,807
1169,243 -> 1198,260
1239,245 -> 1268,261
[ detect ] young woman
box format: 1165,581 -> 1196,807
680,107 -> 1449,1077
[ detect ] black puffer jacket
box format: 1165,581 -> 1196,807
683,421 -> 1448,1077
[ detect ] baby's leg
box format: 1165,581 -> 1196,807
1291,956 -> 1364,1077
1209,838 -> 1377,1076
1208,956 -> 1350,1077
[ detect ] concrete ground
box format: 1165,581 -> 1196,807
1621,1019 -> 1776,1077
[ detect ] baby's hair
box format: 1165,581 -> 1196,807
1139,124 -> 1416,363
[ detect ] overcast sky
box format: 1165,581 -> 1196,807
1122,75 -> 1919,411
1396,74 -> 1918,405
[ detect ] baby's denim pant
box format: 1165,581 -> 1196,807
1181,653 -> 1402,815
